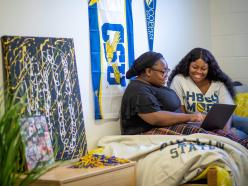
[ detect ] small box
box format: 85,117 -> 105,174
30,161 -> 136,186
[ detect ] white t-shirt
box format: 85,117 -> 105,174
170,74 -> 234,114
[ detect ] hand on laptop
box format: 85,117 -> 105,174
189,113 -> 206,123
187,113 -> 206,127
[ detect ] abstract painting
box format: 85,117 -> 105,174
1,36 -> 87,160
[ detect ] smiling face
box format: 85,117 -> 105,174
189,58 -> 209,84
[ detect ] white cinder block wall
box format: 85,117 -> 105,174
211,0 -> 248,86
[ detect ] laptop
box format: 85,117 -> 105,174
200,103 -> 237,131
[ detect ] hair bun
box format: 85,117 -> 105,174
126,67 -> 137,79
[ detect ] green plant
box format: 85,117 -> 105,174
0,92 -> 50,186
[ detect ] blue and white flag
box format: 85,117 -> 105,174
144,0 -> 156,51
88,0 -> 134,119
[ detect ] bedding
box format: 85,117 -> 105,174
98,133 -> 248,186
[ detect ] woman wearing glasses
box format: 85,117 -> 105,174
121,51 -> 248,149
168,47 -> 248,139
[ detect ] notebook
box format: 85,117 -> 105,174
200,103 -> 237,131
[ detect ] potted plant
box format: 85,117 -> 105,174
0,92 -> 51,186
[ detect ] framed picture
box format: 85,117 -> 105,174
20,116 -> 54,170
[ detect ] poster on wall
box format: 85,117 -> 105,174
88,0 -> 135,119
1,36 -> 87,160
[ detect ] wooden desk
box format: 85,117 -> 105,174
30,162 -> 136,186
180,167 -> 217,186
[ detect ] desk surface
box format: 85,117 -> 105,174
36,162 -> 136,184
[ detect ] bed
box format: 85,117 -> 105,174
98,133 -> 248,186
179,83 -> 248,186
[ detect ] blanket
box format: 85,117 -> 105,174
98,133 -> 248,186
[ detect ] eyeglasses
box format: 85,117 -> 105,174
150,67 -> 171,76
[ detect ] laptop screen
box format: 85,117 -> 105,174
200,104 -> 236,131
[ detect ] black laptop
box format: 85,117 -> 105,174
200,103 -> 237,131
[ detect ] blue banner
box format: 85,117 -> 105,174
144,0 -> 156,51
88,0 -> 134,119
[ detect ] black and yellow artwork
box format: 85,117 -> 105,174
1,36 -> 87,160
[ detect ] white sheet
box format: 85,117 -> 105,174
98,133 -> 248,186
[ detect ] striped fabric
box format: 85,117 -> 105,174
143,124 -> 248,149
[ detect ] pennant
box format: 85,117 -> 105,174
88,0 -> 134,119
144,0 -> 156,51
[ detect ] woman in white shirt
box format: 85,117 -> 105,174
168,47 -> 248,139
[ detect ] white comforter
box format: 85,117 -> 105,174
98,133 -> 248,186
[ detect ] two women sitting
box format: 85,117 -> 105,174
121,49 -> 248,149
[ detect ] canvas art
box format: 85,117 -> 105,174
1,36 -> 87,160
20,116 -> 54,170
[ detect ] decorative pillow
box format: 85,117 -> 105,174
235,93 -> 248,117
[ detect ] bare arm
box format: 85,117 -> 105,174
138,111 -> 204,127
